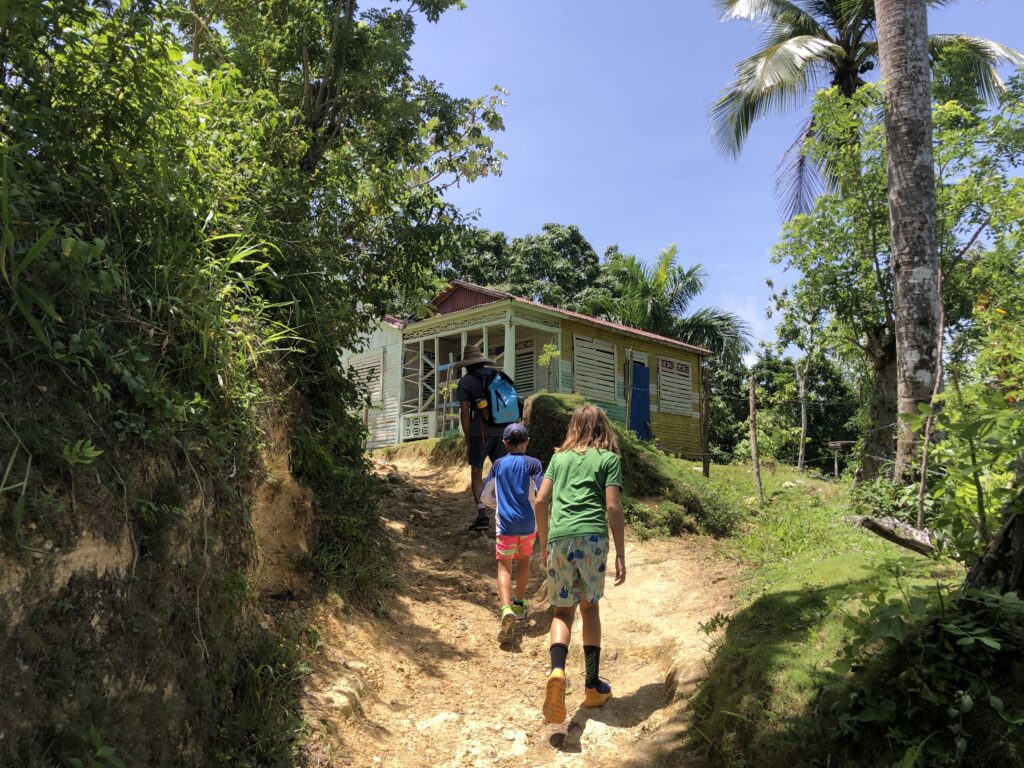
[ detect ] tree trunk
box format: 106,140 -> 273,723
796,361 -> 808,473
874,0 -> 941,484
749,375 -> 764,506
861,337 -> 898,481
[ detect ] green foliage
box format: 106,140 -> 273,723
439,223 -> 599,310
829,581 -> 1024,766
622,497 -> 697,541
216,622 -> 311,767
906,394 -> 1024,560
712,0 -> 1023,214
772,81 -> 1024,476
292,402 -> 394,608
581,244 -> 751,358
0,0 -> 502,762
61,440 -> 103,467
66,728 -> 127,768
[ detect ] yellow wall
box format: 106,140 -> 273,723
557,319 -> 703,456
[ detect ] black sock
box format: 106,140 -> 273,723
584,645 -> 601,687
550,643 -> 568,671
512,598 -> 524,606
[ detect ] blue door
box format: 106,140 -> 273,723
629,362 -> 653,441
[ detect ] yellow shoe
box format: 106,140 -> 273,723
583,679 -> 612,708
543,668 -> 567,723
498,606 -> 516,643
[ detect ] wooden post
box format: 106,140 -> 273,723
417,340 -> 424,411
701,360 -> 710,478
503,321 -> 516,379
834,448 -> 840,479
749,375 -> 764,505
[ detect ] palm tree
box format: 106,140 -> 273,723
874,0 -> 941,485
711,0 -> 1024,216
583,245 -> 752,359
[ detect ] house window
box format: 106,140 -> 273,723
349,350 -> 384,404
658,356 -> 696,415
574,335 -> 616,400
515,339 -> 536,395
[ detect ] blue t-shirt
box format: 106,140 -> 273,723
483,453 -> 544,536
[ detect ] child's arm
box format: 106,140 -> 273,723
534,477 -> 553,564
480,465 -> 497,510
605,484 -> 626,585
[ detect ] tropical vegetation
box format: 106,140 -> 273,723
711,0 -> 1024,215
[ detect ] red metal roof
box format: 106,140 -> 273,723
431,281 -> 508,315
426,281 -> 711,356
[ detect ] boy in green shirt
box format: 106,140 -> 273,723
533,405 -> 626,724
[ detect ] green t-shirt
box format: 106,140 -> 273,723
544,448 -> 623,542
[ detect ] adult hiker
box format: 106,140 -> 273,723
456,343 -> 508,531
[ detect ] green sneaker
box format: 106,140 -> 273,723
511,600 -> 529,622
498,606 -> 516,643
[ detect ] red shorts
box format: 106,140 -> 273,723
495,531 -> 536,560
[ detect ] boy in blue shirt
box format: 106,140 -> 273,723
481,423 -> 544,644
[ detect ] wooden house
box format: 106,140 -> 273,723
341,281 -> 710,455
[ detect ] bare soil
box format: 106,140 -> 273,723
299,455 -> 735,768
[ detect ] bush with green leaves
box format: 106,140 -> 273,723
828,579 -> 1024,767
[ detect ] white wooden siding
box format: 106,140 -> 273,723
348,349 -> 384,403
341,324 -> 403,448
573,334 -> 617,400
657,356 -> 698,416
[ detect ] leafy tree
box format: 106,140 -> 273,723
582,245 -> 752,359
771,83 -> 1023,479
732,351 -> 857,467
711,0 -> 1024,216
440,223 -> 601,309
0,0 -> 503,762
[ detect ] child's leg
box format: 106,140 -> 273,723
580,596 -> 611,704
496,558 -> 513,607
513,553 -> 530,602
579,596 -> 602,647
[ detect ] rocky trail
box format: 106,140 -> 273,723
298,455 -> 736,768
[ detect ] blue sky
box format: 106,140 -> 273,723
412,0 -> 1024,350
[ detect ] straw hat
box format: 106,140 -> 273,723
456,343 -> 495,368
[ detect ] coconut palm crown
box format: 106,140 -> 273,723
711,0 -> 1024,216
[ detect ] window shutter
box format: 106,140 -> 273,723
574,335 -> 616,399
349,350 -> 384,404
657,357 -> 696,415
515,339 -> 536,395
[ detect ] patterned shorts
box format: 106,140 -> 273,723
546,535 -> 609,607
495,532 -> 536,560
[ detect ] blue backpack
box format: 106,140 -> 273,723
474,369 -> 522,426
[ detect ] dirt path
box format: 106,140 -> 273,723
299,456 -> 735,768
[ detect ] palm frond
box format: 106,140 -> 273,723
674,308 -> 754,357
710,35 -> 841,157
664,263 -> 709,316
715,0 -> 825,34
928,34 -> 1024,105
774,116 -> 827,219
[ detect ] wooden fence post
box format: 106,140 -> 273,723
749,374 -> 764,505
